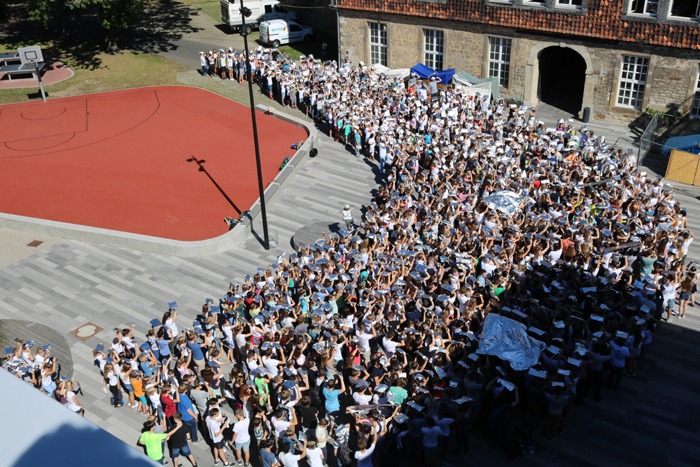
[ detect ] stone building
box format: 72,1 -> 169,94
335,0 -> 700,123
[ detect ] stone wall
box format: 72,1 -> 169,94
339,9 -> 700,123
285,0 -> 337,37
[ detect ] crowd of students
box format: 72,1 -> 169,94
2,49 -> 696,467
89,50 -> 695,466
2,339 -> 85,416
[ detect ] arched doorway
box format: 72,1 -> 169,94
538,47 -> 587,116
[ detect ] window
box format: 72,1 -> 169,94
617,55 -> 649,110
369,22 -> 387,67
488,37 -> 511,88
670,0 -> 700,18
691,65 -> 700,117
628,0 -> 659,15
423,29 -> 444,71
556,0 -> 583,6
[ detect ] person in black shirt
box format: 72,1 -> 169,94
169,412 -> 198,467
296,395 -> 319,436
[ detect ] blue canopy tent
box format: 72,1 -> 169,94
661,134 -> 700,156
410,63 -> 455,84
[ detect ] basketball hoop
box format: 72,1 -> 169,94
18,46 -> 46,102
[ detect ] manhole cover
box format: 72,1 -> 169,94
70,322 -> 103,341
27,240 -> 44,247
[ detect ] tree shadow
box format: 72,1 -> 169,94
0,0 -> 202,70
125,1 -> 202,54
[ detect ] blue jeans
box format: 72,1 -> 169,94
184,418 -> 198,442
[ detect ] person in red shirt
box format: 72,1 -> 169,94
161,384 -> 179,428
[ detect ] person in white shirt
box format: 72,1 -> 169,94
661,279 -> 678,321
356,326 -> 374,364
353,382 -> 372,405
206,408 -> 231,466
230,408 -> 251,466
381,330 -> 403,357
279,437 -> 306,467
354,419 -> 379,467
262,347 -> 286,378
305,440 -> 324,467
271,407 -> 296,439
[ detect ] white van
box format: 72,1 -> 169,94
259,19 -> 314,48
220,0 -> 296,34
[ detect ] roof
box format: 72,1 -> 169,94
0,369 -> 157,467
337,0 -> 700,51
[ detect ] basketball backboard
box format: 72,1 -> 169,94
18,46 -> 44,65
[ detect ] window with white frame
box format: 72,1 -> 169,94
669,0 -> 700,18
556,0 -> 583,6
617,55 -> 649,110
423,29 -> 444,71
369,22 -> 387,67
628,0 -> 659,15
691,65 -> 700,117
488,37 -> 511,88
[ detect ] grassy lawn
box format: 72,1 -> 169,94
0,52 -> 185,104
180,0 -> 221,22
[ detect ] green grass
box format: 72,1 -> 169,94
0,52 -> 186,104
179,0 -> 221,22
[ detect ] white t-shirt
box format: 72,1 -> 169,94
206,416 -> 225,442
354,444 -> 376,462
66,391 -> 81,412
382,337 -> 399,354
356,331 -> 372,352
165,318 -> 179,338
107,370 -> 119,386
353,392 -> 372,405
279,452 -> 301,467
233,417 -> 251,444
263,356 -> 281,377
271,416 -> 291,437
306,447 -> 324,467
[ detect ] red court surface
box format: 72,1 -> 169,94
0,86 -> 307,241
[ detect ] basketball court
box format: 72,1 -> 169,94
0,86 -> 308,241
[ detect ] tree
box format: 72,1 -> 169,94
27,0 -> 142,49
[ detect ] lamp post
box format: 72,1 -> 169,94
239,0 -> 270,250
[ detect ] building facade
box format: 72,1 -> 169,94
335,0 -> 700,123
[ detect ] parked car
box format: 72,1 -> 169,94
220,0 -> 296,34
258,19 -> 314,48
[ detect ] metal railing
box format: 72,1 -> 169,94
638,113 -> 658,168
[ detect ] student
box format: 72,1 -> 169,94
177,385 -> 200,443
205,407 -> 231,466
139,419 -> 182,465
169,412 -> 198,467
354,419 -> 379,467
279,439 -> 306,467
104,362 -> 123,407
259,439 -> 280,467
64,380 -> 85,416
230,408 -> 252,466
322,375 -> 345,417
305,440 -> 324,467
